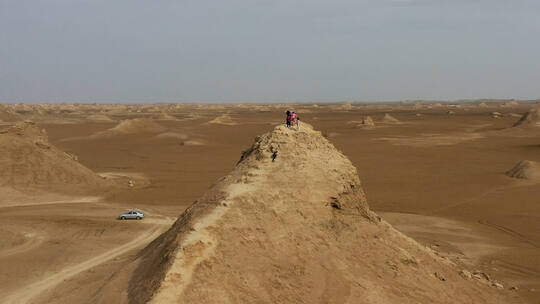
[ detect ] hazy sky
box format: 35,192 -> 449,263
1,0 -> 540,103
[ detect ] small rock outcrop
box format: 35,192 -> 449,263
505,160 -> 540,180
491,112 -> 502,118
382,113 -> 401,124
358,116 -> 375,128
207,114 -> 237,125
513,107 -> 540,127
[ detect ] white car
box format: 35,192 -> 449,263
118,210 -> 144,220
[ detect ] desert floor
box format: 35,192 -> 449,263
1,104 -> 539,303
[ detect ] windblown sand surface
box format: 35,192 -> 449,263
375,132 -> 485,147
152,132 -> 189,141
85,114 -> 115,122
0,102 -> 539,303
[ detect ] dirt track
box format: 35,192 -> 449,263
3,215 -> 172,304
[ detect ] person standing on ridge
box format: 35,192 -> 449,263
272,151 -> 278,162
286,110 -> 291,128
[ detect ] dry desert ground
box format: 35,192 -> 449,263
0,101 -> 539,303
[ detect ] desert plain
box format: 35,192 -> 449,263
1,101 -> 539,303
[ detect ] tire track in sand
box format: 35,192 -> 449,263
3,225 -> 165,304
0,196 -> 101,209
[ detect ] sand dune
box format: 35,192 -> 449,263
94,123 -> 514,304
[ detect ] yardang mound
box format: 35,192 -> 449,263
506,160 -> 540,180
86,114 -> 115,122
101,123 -> 514,304
110,118 -> 167,134
382,113 -> 401,123
207,114 -> 237,125
358,116 -> 375,128
84,118 -> 167,139
155,113 -> 177,121
513,107 -> 540,127
0,121 -> 105,190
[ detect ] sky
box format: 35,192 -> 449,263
1,0 -> 540,103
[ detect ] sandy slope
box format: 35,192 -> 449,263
2,104 -> 539,303
0,121 -> 106,191
94,123 -> 518,304
207,114 -> 238,125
